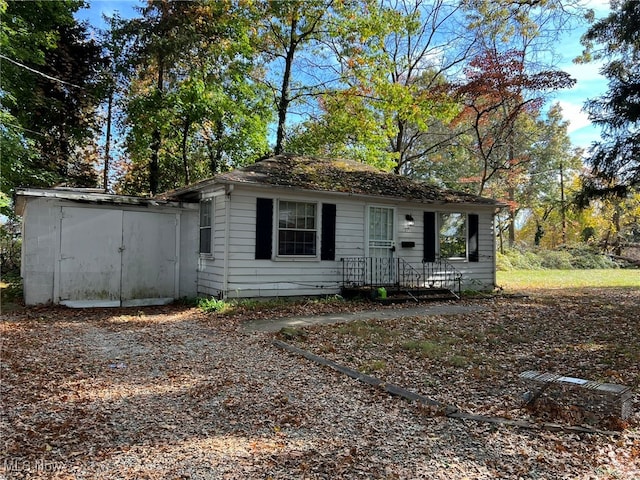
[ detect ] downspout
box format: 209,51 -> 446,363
222,184 -> 233,299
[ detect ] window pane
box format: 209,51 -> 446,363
279,230 -> 316,255
200,199 -> 212,226
277,200 -> 317,256
279,201 -> 294,228
369,207 -> 393,242
200,228 -> 211,254
439,213 -> 466,259
200,199 -> 213,254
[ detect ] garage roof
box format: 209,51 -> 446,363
14,188 -> 192,216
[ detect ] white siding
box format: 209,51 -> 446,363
218,191 -> 343,298
197,186 -> 498,299
178,208 -> 199,298
335,202 -> 365,258
196,186 -> 227,297
450,212 -> 496,291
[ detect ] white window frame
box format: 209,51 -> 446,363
438,212 -> 467,261
199,198 -> 213,256
276,200 -> 319,259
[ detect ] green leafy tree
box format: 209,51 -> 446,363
0,0 -> 104,213
256,0 -> 334,155
116,0 -> 270,195
287,0 -> 468,172
515,104 -> 583,248
578,0 -> 640,201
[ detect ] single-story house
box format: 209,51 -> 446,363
16,154 -> 504,307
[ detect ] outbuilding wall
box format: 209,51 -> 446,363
20,196 -> 198,306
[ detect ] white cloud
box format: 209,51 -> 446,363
583,0 -> 612,15
557,101 -> 591,133
563,61 -> 605,84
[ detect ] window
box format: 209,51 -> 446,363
439,212 -> 466,259
199,198 -> 213,254
278,201 -> 317,256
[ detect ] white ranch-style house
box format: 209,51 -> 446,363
16,154 -> 504,307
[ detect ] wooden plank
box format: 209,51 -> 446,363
448,411 -> 621,436
273,340 -> 442,407
273,340 -> 623,436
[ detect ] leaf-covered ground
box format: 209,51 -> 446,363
1,288 -> 639,479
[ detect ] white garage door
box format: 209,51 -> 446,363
58,207 -> 177,307
121,210 -> 177,306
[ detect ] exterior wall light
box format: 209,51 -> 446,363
405,214 -> 415,227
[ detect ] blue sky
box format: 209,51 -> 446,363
551,0 -> 612,152
75,0 -> 613,152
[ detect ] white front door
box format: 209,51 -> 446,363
367,206 -> 395,285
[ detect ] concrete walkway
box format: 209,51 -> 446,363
242,303 -> 486,333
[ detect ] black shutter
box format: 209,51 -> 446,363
321,203 -> 336,260
255,198 -> 273,259
423,211 -> 436,262
468,213 -> 479,262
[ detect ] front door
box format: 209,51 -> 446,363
367,206 -> 395,285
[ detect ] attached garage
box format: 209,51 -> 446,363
16,189 -> 198,307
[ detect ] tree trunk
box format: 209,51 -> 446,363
149,59 -> 164,195
181,118 -> 190,185
559,157 -> 566,245
103,89 -> 113,193
274,15 -> 297,156
508,186 -> 516,248
393,119 -> 405,174
207,119 -> 225,175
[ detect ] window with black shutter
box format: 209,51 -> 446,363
255,198 -> 273,259
199,198 -> 213,254
321,203 -> 336,260
423,211 -> 436,262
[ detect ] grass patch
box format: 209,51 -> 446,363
336,320 -> 396,342
361,359 -> 387,373
497,269 -> 639,290
401,338 -> 470,367
198,295 -> 347,315
401,338 -> 457,360
198,297 -> 228,313
448,355 -> 469,368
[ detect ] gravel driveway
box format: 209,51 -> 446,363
1,297 -> 638,479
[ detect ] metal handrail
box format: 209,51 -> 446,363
340,256 -> 396,288
397,257 -> 422,290
341,256 -> 462,298
421,259 -> 462,298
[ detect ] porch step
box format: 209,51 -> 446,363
341,287 -> 458,303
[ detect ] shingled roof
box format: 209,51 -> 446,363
166,154 -> 502,206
